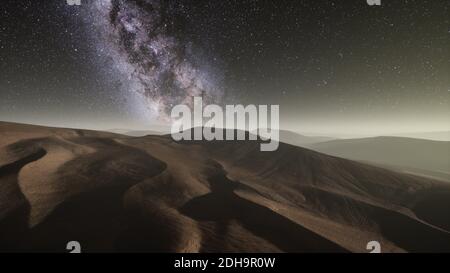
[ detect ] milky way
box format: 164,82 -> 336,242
87,0 -> 224,120
1,0 -> 448,133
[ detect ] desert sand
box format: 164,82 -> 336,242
0,121 -> 449,252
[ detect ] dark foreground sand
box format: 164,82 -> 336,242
0,122 -> 449,252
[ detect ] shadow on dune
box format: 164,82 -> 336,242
179,168 -> 347,253
372,206 -> 450,252
299,187 -> 450,252
412,189 -> 450,233
24,184 -> 135,252
12,138 -> 167,252
114,201 -> 183,253
0,148 -> 46,251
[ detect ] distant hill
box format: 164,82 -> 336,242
276,130 -> 335,147
308,137 -> 450,181
171,128 -> 335,148
123,130 -> 166,137
108,129 -> 168,137
250,129 -> 335,147
390,131 -> 450,141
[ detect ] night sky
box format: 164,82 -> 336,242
0,0 -> 449,136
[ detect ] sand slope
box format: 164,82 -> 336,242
0,122 -> 449,252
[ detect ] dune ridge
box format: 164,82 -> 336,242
0,121 -> 449,252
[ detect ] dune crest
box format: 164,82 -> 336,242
0,121 -> 449,252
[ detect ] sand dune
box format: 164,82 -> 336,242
0,121 -> 449,252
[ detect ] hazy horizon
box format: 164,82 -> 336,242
1,118 -> 449,142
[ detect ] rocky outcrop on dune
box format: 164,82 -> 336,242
0,122 -> 449,252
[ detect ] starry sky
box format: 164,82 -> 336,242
0,0 -> 449,136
